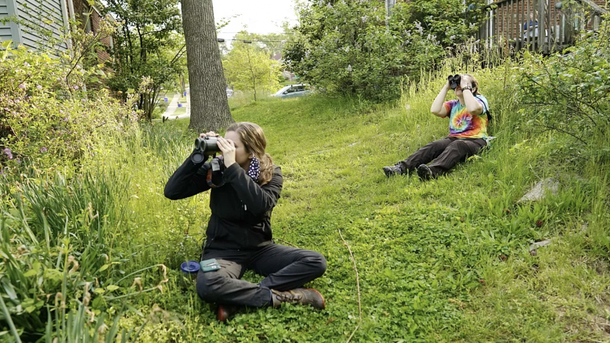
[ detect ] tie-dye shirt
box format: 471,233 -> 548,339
443,94 -> 489,139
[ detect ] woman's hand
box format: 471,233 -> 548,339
200,131 -> 219,138
217,136 -> 236,167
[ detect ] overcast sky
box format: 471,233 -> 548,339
212,0 -> 299,41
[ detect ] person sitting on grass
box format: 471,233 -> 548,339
164,122 -> 327,322
383,73 -> 490,180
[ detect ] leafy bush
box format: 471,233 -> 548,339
517,15 -> 610,156
0,42 -> 155,341
0,42 -> 138,175
283,0 -> 484,102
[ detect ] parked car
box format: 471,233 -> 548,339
272,84 -> 312,99
226,87 -> 234,98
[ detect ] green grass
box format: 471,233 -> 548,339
112,91 -> 609,341
2,66 -> 609,342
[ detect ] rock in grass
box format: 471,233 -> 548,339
519,178 -> 559,202
529,239 -> 552,251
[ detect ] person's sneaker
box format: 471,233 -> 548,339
382,165 -> 402,177
417,164 -> 433,180
217,304 -> 240,322
271,288 -> 325,309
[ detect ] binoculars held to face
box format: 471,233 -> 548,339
448,74 -> 476,92
448,74 -> 462,90
195,136 -> 220,153
191,136 -> 221,163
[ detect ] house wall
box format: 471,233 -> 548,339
90,10 -> 110,62
0,0 -> 22,46
71,0 -> 111,62
14,0 -> 67,51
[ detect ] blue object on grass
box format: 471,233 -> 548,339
180,261 -> 200,274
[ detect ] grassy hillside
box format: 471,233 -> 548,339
118,79 -> 608,340
2,68 -> 609,342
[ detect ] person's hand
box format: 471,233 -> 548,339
460,75 -> 473,91
217,136 -> 236,167
200,131 -> 219,138
444,78 -> 451,89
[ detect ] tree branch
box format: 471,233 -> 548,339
540,122 -> 588,145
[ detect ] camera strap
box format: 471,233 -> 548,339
206,168 -> 222,188
205,155 -> 262,188
206,156 -> 224,188
475,95 -> 492,122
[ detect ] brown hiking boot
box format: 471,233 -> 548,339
271,288 -> 325,309
217,304 -> 239,322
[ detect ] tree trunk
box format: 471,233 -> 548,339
181,0 -> 233,132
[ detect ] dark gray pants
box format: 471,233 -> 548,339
397,136 -> 487,177
196,243 -> 327,307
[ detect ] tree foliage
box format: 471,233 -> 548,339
224,40 -> 281,101
284,0 -> 484,102
103,0 -> 184,120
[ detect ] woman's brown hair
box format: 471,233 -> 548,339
226,122 -> 274,185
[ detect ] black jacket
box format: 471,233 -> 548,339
164,153 -> 283,250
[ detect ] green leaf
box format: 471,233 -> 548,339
23,269 -> 37,277
106,285 -> 119,292
1,279 -> 17,300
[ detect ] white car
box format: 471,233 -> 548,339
272,84 -> 311,99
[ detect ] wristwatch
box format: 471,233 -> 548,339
462,86 -> 473,92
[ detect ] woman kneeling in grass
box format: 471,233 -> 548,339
165,122 -> 327,321
383,73 -> 491,180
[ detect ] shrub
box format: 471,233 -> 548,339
516,14 -> 610,158
0,41 -> 138,175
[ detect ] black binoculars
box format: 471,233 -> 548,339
448,74 -> 461,90
191,136 -> 220,163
